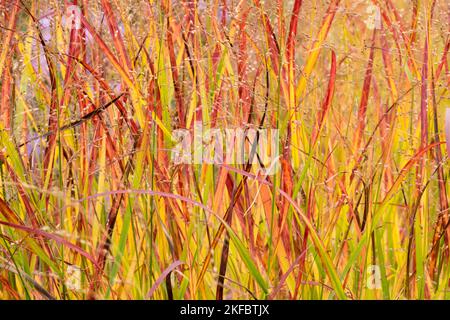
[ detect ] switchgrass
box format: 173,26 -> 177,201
0,0 -> 449,300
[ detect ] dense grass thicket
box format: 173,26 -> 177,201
0,0 -> 449,300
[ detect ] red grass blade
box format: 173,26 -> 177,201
0,220 -> 98,268
446,109 -> 450,158
312,50 -> 336,145
286,0 -> 303,62
354,30 -> 376,150
146,261 -> 184,299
